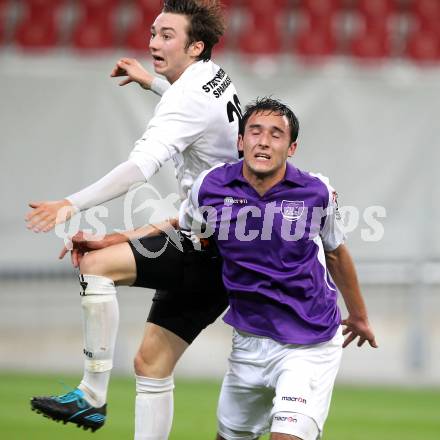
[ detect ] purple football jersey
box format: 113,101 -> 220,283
180,161 -> 345,345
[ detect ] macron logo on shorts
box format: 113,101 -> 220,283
281,396 -> 307,404
274,415 -> 298,423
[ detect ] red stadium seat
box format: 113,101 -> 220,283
71,0 -> 120,50
357,0 -> 396,17
239,23 -> 283,55
241,0 -> 289,14
238,0 -> 288,55
293,0 -> 341,57
406,30 -> 440,62
0,0 -> 7,45
14,0 -> 63,49
302,0 -> 341,16
350,31 -> 391,59
412,0 -> 440,33
355,0 -> 396,33
295,27 -> 337,58
406,0 -> 440,62
348,0 -> 396,59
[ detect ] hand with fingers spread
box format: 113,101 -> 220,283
325,244 -> 378,350
59,222 -> 174,268
341,315 -> 378,348
59,231 -> 126,268
25,199 -> 77,233
110,58 -> 154,90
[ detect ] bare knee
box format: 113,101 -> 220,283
80,251 -> 109,278
134,336 -> 182,378
79,243 -> 136,285
134,346 -> 174,378
134,324 -> 188,378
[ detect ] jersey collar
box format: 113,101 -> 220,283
224,161 -> 306,187
175,60 -> 209,85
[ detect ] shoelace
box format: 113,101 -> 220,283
53,387 -> 88,408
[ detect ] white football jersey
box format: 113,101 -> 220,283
129,60 -> 241,201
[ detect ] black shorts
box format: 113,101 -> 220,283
128,232 -> 228,344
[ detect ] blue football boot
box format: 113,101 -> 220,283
31,388 -> 106,432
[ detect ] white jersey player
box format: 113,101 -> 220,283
26,1 -> 241,439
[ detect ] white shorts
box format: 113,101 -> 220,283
217,327 -> 343,440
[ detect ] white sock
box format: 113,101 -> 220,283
77,274 -> 119,408
79,371 -> 111,408
135,375 -> 174,440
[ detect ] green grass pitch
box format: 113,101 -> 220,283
0,373 -> 438,439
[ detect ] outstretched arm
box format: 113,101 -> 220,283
110,58 -> 170,96
325,244 -> 378,349
26,59 -> 168,233
26,160 -> 147,233
27,62 -> 205,233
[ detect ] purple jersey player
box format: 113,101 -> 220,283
180,98 -> 377,440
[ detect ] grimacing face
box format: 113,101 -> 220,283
149,12 -> 202,84
239,111 -> 297,179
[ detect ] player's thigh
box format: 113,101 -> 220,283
217,371 -> 272,440
132,231 -> 225,294
270,412 -> 318,440
218,332 -> 274,439
80,242 -> 137,285
271,377 -> 321,440
135,322 -> 189,378
145,235 -> 228,345
129,234 -> 185,290
270,328 -> 343,439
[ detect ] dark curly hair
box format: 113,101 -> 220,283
240,97 -> 300,144
162,0 -> 226,61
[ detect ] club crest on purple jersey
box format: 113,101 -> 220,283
281,200 -> 304,221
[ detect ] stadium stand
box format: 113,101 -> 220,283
412,0 -> 440,33
238,0 -> 288,55
71,0 -> 120,50
0,0 -> 438,64
349,0 -> 397,59
15,0 -> 63,49
294,0 -> 341,57
0,0 -> 6,45
406,0 -> 440,61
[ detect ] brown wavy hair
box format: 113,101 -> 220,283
162,0 -> 226,61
